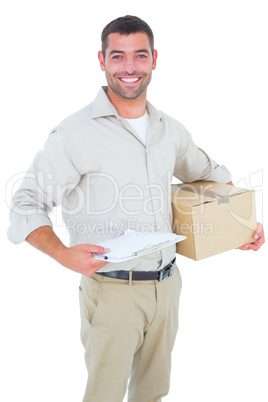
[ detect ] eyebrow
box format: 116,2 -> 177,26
136,49 -> 150,54
108,49 -> 150,56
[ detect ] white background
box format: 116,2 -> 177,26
1,0 -> 267,401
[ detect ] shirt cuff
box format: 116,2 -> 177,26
7,214 -> 53,245
205,164 -> 232,183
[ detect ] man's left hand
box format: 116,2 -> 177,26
238,222 -> 265,251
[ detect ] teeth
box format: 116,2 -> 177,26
120,78 -> 140,83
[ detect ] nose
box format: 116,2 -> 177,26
123,56 -> 137,75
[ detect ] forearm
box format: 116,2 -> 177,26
26,226 -> 67,264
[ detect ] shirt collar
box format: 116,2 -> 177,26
91,86 -> 163,122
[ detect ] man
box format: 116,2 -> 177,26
7,15 -> 264,402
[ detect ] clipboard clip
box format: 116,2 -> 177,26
134,240 -> 172,256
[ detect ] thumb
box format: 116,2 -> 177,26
254,222 -> 263,240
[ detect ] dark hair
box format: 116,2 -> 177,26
101,15 -> 154,57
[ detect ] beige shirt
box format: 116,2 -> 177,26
7,87 -> 231,272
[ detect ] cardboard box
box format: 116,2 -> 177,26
171,181 -> 257,260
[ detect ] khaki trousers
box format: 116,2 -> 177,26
79,266 -> 182,402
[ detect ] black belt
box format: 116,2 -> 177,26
96,258 -> 176,282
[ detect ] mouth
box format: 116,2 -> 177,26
118,77 -> 141,83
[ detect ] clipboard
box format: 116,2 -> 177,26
93,229 -> 186,262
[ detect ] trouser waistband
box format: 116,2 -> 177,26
96,258 -> 176,282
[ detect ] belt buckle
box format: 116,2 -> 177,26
168,263 -> 174,277
158,267 -> 170,282
158,269 -> 165,282
158,259 -> 176,282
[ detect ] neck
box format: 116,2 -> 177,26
106,87 -> 147,118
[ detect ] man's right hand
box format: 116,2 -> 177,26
26,226 -> 109,276
58,243 -> 110,276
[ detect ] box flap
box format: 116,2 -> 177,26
171,181 -> 251,207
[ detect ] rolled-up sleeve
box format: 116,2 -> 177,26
173,128 -> 232,184
7,130 -> 81,244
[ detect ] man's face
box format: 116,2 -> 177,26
98,32 -> 157,101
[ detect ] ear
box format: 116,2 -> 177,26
152,49 -> 158,70
98,51 -> 105,71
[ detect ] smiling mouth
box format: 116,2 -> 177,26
119,77 -> 141,83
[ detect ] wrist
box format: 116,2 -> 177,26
54,244 -> 69,265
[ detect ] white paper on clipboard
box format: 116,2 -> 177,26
93,229 -> 186,263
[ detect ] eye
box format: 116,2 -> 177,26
138,54 -> 147,59
112,55 -> 122,60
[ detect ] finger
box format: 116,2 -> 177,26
256,222 -> 263,232
85,245 -> 110,254
87,261 -> 109,277
238,239 -> 262,251
237,244 -> 251,250
254,222 -> 264,240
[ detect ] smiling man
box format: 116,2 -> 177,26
98,31 -> 157,113
7,15 -> 264,402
